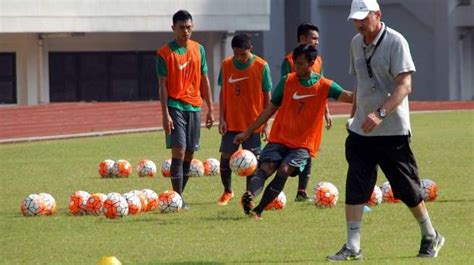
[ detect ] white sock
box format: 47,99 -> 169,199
346,221 -> 361,252
417,213 -> 436,238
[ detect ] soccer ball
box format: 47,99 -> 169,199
314,181 -> 339,208
102,194 -> 129,219
69,190 -> 91,215
190,159 -> 204,177
113,159 -> 132,178
123,192 -> 142,215
86,193 -> 107,215
381,181 -> 401,203
229,149 -> 258,177
421,179 -> 438,202
264,192 -> 287,210
141,189 -> 159,212
98,159 -> 115,178
136,159 -> 157,177
158,190 -> 183,213
161,159 -> 172,177
130,190 -> 149,211
366,185 -> 383,206
203,158 -> 220,176
39,193 -> 57,215
20,194 -> 45,216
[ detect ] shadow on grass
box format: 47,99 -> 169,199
226,257 -> 317,264
199,210 -> 248,222
140,261 -> 224,265
366,255 -> 419,261
434,199 -> 474,203
140,258 -> 320,264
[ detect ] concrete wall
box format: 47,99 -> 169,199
1,0 -> 472,105
0,0 -> 270,32
281,0 -> 473,100
0,32 -> 227,105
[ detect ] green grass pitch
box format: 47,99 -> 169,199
0,111 -> 473,264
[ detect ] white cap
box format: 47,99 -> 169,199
347,0 -> 380,20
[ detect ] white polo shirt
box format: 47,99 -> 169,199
348,22 -> 416,136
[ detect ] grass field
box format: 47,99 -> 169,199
1,111 -> 473,264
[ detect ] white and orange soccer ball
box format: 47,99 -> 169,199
381,181 -> 401,203
86,193 -> 107,215
203,158 -> 220,176
264,192 -> 287,210
20,194 -> 46,216
69,190 -> 91,215
366,185 -> 383,206
102,193 -> 129,219
190,159 -> 205,177
39,193 -> 57,215
158,190 -> 183,213
131,190 -> 149,211
99,159 -> 115,178
161,159 -> 172,177
123,192 -> 142,215
314,181 -> 339,208
141,189 -> 159,212
136,159 -> 157,177
421,179 -> 438,202
230,149 -> 258,177
113,159 -> 132,178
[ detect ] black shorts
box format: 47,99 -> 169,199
345,131 -> 423,207
260,143 -> 309,176
219,131 -> 262,156
165,107 -> 200,152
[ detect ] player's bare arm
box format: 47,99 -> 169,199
159,76 -> 174,134
350,87 -> 357,118
346,88 -> 357,129
324,103 -> 332,130
361,72 -> 412,133
234,103 -> 278,145
261,90 -> 272,141
337,90 -> 354,103
218,87 -> 226,135
200,75 -> 214,129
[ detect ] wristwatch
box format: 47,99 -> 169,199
376,108 -> 387,119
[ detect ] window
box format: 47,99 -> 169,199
0,53 -> 16,104
49,52 -> 158,102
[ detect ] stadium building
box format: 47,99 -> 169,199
0,0 -> 472,105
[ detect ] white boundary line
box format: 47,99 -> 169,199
0,109 -> 471,144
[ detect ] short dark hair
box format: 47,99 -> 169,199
173,10 -> 193,25
231,34 -> 252,49
292,44 -> 318,63
296,23 -> 319,41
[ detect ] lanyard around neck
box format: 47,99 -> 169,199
364,28 -> 387,78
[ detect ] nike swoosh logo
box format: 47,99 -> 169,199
228,75 -> 249,84
292,92 -> 316,100
178,61 -> 190,70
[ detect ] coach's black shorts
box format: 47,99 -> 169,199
260,143 -> 309,176
219,131 -> 262,156
165,107 -> 200,152
345,131 -> 423,207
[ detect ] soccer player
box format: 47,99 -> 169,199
156,10 -> 214,207
327,0 -> 444,260
281,23 -> 332,202
217,33 -> 272,206
234,44 -> 353,219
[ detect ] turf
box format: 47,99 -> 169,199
0,111 -> 473,264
